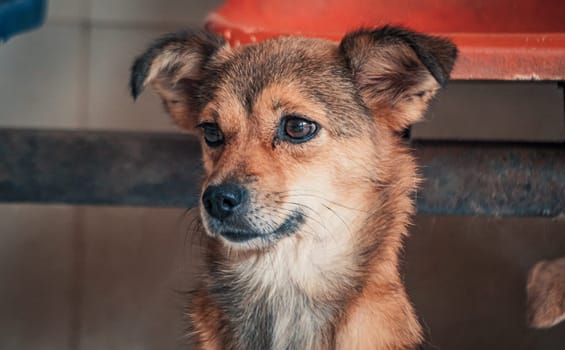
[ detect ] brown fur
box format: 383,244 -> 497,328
527,257 -> 565,329
131,26 -> 457,349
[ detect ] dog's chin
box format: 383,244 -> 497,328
204,210 -> 305,248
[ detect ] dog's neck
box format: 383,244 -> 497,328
206,226 -> 359,349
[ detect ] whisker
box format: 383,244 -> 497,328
265,207 -> 319,239
177,208 -> 206,272
276,190 -> 369,213
273,201 -> 326,229
320,202 -> 353,238
275,192 -> 358,239
265,205 -> 341,247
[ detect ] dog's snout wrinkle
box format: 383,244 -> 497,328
202,184 -> 247,220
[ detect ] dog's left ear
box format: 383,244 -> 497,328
340,26 -> 457,131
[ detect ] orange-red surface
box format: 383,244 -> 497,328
205,0 -> 565,80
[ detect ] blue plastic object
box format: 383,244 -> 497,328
0,0 -> 47,42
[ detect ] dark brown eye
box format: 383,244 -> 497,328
197,122 -> 224,147
281,116 -> 319,143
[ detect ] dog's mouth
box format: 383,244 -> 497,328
212,210 -> 305,244
219,231 -> 262,243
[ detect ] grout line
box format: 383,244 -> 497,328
82,0 -> 92,24
69,206 -> 86,350
76,19 -> 91,129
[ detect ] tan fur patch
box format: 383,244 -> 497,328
527,257 -> 565,329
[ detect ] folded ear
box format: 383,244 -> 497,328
130,30 -> 227,130
339,26 -> 457,131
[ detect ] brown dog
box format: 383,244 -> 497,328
130,26 -> 457,350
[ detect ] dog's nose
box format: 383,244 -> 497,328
202,184 -> 247,220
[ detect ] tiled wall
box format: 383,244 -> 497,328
0,204 -> 201,350
0,0 -> 221,132
0,205 -> 74,350
1,204 -> 564,349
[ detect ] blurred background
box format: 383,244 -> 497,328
0,0 -> 564,349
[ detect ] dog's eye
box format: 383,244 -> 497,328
197,122 -> 224,147
281,116 -> 319,143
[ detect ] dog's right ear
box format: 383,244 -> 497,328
130,30 -> 227,131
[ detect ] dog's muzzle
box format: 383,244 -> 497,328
201,183 -> 304,243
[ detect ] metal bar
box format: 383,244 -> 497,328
0,129 -> 203,207
0,129 -> 563,216
414,141 -> 565,217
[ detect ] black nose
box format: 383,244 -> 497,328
202,184 -> 247,220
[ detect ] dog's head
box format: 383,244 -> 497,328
130,27 -> 457,250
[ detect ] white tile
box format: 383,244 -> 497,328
87,27 -> 181,132
0,24 -> 85,129
0,204 -> 75,350
80,206 -> 201,350
47,0 -> 89,22
90,0 -> 221,25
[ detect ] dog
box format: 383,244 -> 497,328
527,257 -> 565,329
130,26 -> 457,350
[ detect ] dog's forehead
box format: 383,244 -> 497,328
220,37 -> 340,80
211,38 -> 341,109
